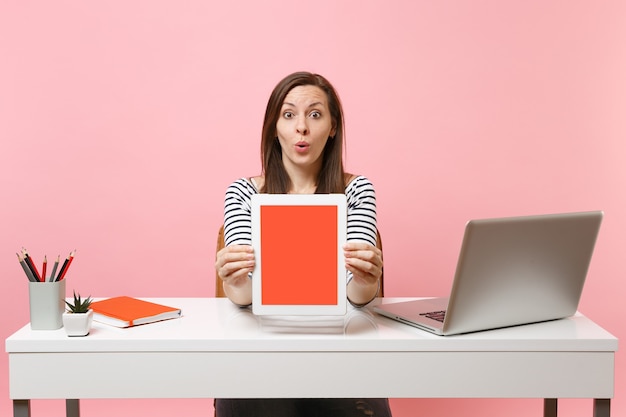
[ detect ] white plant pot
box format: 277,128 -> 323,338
62,310 -> 93,337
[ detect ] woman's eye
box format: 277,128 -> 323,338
309,111 -> 321,119
283,111 -> 294,119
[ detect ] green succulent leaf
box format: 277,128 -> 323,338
65,290 -> 93,313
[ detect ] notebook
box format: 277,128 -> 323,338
251,193 -> 347,316
91,296 -> 182,328
373,211 -> 603,335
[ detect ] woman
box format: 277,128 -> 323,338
214,71 -> 391,417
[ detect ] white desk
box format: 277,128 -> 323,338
6,298 -> 618,417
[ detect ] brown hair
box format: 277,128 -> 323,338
260,72 -> 346,194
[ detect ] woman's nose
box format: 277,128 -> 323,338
296,117 -> 308,135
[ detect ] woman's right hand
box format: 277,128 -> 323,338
215,245 -> 255,305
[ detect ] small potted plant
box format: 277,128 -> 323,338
63,291 -> 94,337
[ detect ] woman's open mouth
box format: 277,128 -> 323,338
295,141 -> 310,152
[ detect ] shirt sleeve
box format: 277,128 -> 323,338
223,178 -> 256,246
345,176 -> 378,286
345,176 -> 378,247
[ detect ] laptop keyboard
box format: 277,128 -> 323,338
420,310 -> 446,322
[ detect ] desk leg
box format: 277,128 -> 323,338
66,399 -> 80,417
543,398 -> 557,417
13,400 -> 30,417
594,399 -> 610,417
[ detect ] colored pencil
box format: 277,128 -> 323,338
42,256 -> 47,282
56,250 -> 75,281
17,253 -> 37,282
22,249 -> 42,282
49,255 -> 60,282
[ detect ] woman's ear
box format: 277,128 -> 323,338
330,122 -> 337,138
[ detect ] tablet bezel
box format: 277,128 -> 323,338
251,193 -> 347,316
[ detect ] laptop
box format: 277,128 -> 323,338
373,211 -> 603,335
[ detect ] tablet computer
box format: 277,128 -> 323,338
251,193 -> 347,315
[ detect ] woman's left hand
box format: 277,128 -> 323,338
343,241 -> 383,286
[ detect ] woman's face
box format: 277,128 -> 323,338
275,85 -> 336,175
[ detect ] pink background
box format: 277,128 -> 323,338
1,1 -> 623,416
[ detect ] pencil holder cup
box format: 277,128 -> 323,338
28,280 -> 66,330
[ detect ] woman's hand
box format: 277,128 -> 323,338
215,245 -> 255,305
344,241 -> 383,306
